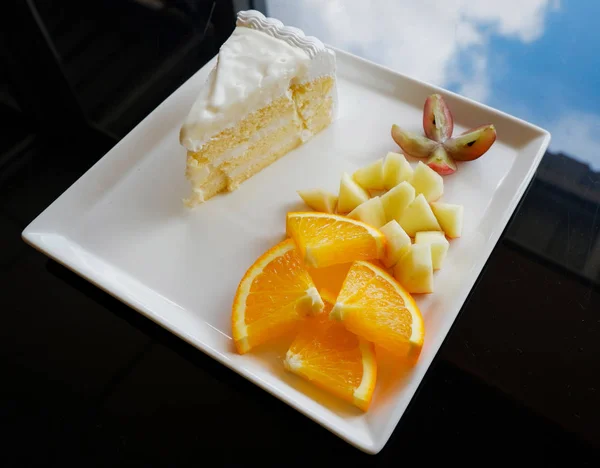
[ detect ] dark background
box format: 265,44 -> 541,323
0,1 -> 598,466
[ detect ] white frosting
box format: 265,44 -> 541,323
236,10 -> 325,59
179,10 -> 336,152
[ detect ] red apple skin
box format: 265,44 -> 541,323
426,146 -> 457,175
391,124 -> 439,159
444,124 -> 497,161
423,94 -> 454,143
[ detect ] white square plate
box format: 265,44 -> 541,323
22,48 -> 550,454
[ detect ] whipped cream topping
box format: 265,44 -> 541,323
236,10 -> 326,59
179,10 -> 336,152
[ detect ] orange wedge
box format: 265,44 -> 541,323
284,300 -> 377,411
306,262 -> 353,300
330,261 -> 424,362
286,212 -> 386,269
319,288 -> 338,307
307,260 -> 386,301
232,239 -> 324,354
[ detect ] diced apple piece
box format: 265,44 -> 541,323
297,189 -> 338,213
415,231 -> 449,270
380,181 -> 415,223
430,202 -> 464,238
398,193 -> 442,237
352,159 -> 385,191
382,152 -> 414,189
338,172 -> 370,213
394,244 -> 433,294
380,220 -> 411,268
398,194 -> 441,237
409,161 -> 444,202
347,197 -> 386,228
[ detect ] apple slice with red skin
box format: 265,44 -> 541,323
423,93 -> 454,143
444,124 -> 497,161
391,125 -> 438,159
426,146 -> 457,175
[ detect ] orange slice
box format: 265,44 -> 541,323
306,262 -> 353,300
232,239 -> 324,354
307,259 -> 387,300
318,288 -> 338,307
284,300 -> 377,411
286,212 -> 386,269
330,261 -> 424,361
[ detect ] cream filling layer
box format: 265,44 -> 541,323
226,133 -> 300,179
185,76 -> 335,203
211,115 -> 296,166
186,116 -> 296,187
189,131 -> 300,194
201,85 -> 334,169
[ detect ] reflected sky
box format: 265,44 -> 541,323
266,0 -> 600,170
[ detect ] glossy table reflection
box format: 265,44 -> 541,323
1,0 -> 599,465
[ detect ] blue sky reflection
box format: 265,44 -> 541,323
267,0 -> 600,169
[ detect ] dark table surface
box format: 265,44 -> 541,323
1,0 -> 599,465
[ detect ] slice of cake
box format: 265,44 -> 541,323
179,10 -> 338,206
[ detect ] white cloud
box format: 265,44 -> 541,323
462,0 -> 557,42
547,112 -> 600,170
267,0 -> 556,102
456,53 -> 490,102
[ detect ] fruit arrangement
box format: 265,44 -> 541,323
391,93 -> 497,175
295,151 -> 462,294
231,154 -> 463,411
231,94 -> 491,411
232,211 -> 424,411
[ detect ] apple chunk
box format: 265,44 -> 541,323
430,202 -> 464,238
409,161 -> 444,202
415,231 -> 449,270
394,244 -> 434,294
379,220 -> 411,268
297,189 -> 338,213
426,146 -> 456,176
398,194 -> 441,237
347,197 -> 386,228
382,152 -> 414,189
380,181 -> 415,223
391,125 -> 438,158
352,159 -> 385,191
444,124 -> 496,161
338,172 -> 370,213
423,93 -> 454,143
